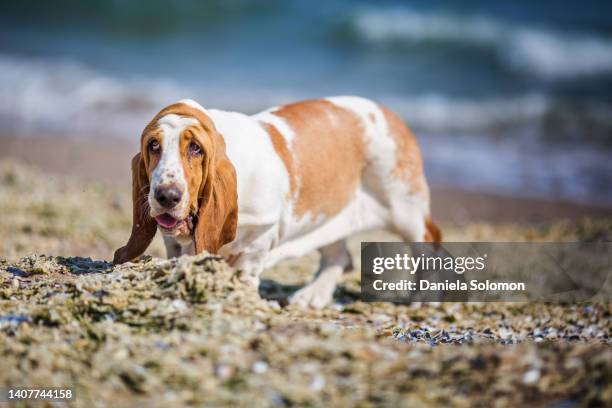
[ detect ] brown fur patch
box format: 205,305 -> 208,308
178,128 -> 205,219
140,128 -> 162,182
112,153 -> 158,264
271,100 -> 366,218
381,106 -> 428,198
262,123 -> 297,198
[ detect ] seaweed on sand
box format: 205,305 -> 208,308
1,254 -> 610,407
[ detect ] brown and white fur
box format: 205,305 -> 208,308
113,96 -> 441,308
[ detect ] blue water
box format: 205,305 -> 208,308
1,0 -> 611,205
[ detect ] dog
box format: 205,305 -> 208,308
113,96 -> 440,308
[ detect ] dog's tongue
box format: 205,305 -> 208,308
155,214 -> 179,229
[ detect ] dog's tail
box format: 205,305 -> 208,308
425,216 -> 442,248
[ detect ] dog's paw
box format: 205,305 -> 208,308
290,283 -> 334,309
237,272 -> 260,289
289,266 -> 342,309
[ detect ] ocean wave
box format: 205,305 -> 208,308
0,55 -> 307,139
383,93 -> 550,132
0,54 -> 610,139
507,31 -> 612,78
419,132 -> 612,205
351,8 -> 612,78
0,55 -> 189,138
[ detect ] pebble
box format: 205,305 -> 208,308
252,361 -> 268,374
0,315 -> 31,328
215,364 -> 233,380
309,374 -> 326,392
171,299 -> 188,311
523,369 -> 540,384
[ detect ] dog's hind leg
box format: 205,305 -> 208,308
290,240 -> 352,309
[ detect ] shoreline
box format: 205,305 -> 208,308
2,134 -> 611,224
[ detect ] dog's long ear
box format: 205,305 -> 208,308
113,153 -> 158,264
194,131 -> 238,254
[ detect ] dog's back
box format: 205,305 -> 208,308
232,96 -> 440,267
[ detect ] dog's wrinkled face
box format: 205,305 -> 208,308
142,113 -> 210,237
112,100 -> 237,265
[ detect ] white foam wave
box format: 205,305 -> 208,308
507,30 -> 612,77
384,93 -> 550,132
352,8 -> 612,78
419,133 -> 612,205
353,8 -> 501,45
0,55 -> 189,139
0,55 -> 305,139
0,54 -> 605,138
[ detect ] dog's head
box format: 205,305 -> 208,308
113,100 -> 237,264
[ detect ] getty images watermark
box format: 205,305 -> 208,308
371,251 -> 528,292
361,242 -> 611,303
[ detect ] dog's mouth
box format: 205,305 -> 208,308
154,213 -> 195,234
155,213 -> 181,230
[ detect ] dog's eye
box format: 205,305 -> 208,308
149,140 -> 160,154
189,142 -> 202,156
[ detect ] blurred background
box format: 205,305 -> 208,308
1,0 -> 612,208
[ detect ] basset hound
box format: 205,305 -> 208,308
113,96 -> 441,308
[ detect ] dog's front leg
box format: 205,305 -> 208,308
228,251 -> 268,290
163,236 -> 182,259
290,240 -> 352,309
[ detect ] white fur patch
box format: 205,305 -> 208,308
253,109 -> 297,143
251,108 -> 301,205
325,95 -> 388,141
149,114 -> 197,217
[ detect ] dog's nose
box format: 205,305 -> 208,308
154,185 -> 183,209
